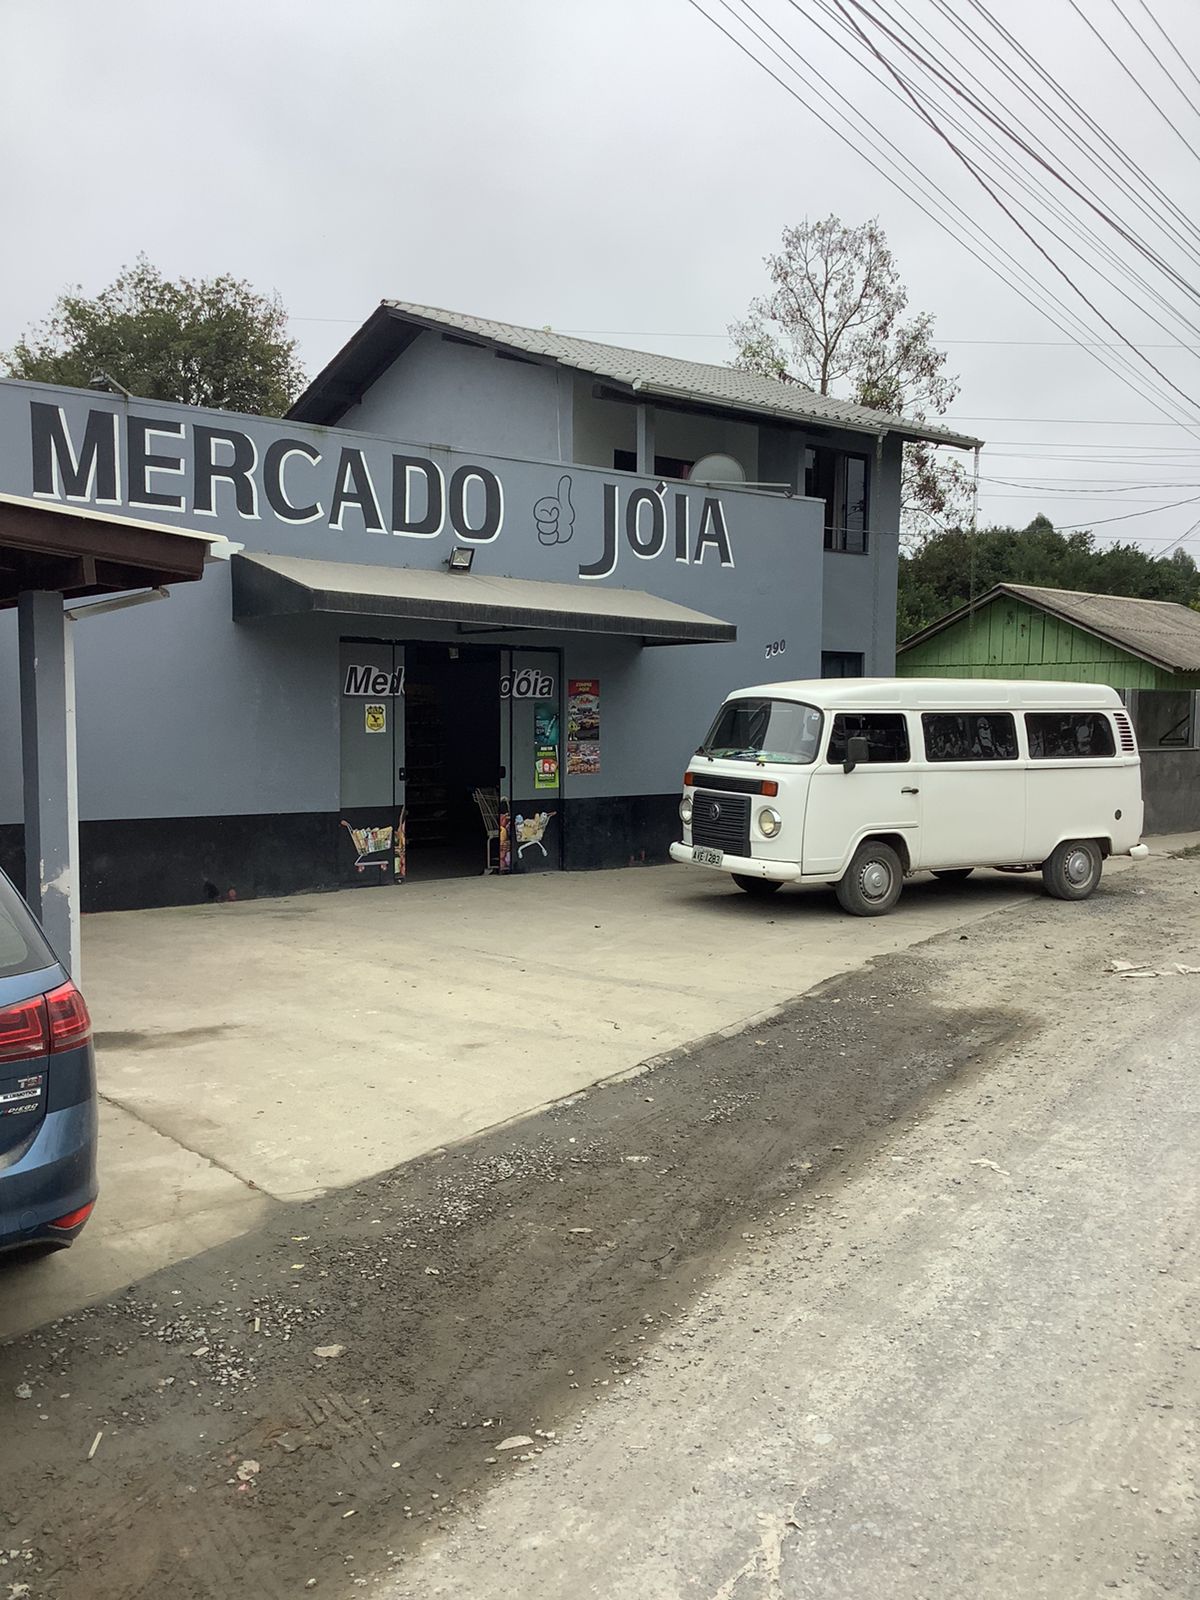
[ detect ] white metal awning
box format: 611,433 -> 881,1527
231,551 -> 736,645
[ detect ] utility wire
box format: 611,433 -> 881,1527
870,0 -> 1200,331
965,0 -> 1200,263
924,0 -> 1200,268
693,0 -> 1200,433
833,0 -> 1200,315
1106,0 -> 1200,120
803,0 -> 1200,349
826,0 -> 1200,417
794,0 -> 1200,346
1067,0 -> 1200,162
1131,0 -> 1200,102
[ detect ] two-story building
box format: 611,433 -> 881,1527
0,301 -> 979,909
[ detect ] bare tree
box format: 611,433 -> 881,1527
731,217 -> 965,535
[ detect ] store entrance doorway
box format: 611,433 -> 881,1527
338,639 -> 563,884
338,639 -> 504,883
402,643 -> 502,880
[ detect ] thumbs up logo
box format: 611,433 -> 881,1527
534,474 -> 575,545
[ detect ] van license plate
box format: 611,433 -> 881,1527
692,846 -> 724,867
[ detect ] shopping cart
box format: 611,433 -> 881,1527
341,818 -> 396,874
472,788 -> 503,873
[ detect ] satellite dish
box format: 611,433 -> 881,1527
689,453 -> 746,485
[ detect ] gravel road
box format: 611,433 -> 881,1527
1,854 -> 1197,1600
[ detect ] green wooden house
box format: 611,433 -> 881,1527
897,582 -> 1200,834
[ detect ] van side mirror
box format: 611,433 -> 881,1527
843,734 -> 870,774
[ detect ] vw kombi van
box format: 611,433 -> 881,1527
669,679 -> 1148,916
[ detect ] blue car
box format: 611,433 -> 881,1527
0,869 -> 98,1252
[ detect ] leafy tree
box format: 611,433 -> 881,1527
730,216 -> 964,531
2,256 -> 305,416
897,514 -> 1200,638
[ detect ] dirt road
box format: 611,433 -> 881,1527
1,855 -> 1197,1599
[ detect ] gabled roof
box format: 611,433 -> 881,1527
899,581 -> 1200,674
289,301 -> 982,450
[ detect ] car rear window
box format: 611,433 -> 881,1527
0,873 -> 55,979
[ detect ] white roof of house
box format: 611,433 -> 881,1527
375,301 -> 982,451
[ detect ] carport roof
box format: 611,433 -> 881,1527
231,551 -> 737,644
0,493 -> 234,607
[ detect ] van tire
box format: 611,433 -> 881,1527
1042,839 -> 1103,901
836,841 -> 904,917
933,868 -> 974,883
732,874 -> 783,897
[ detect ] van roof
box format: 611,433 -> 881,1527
729,677 -> 1124,710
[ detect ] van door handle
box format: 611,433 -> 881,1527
901,786 -> 919,794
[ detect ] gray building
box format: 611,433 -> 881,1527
0,302 -> 978,909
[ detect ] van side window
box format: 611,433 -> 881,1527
922,713 -> 1018,762
1026,713 -> 1116,759
827,713 -> 910,764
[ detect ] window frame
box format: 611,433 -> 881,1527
821,650 -> 866,679
824,711 -> 911,766
806,447 -> 871,554
1024,711 -> 1118,761
920,711 -> 1021,764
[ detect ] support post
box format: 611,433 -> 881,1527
636,404 -> 655,477
17,590 -> 79,975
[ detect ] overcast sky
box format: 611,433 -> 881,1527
2,0 -> 1198,557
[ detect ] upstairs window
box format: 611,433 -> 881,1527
806,448 -> 869,553
613,450 -> 695,480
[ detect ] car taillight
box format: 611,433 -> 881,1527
49,1202 -> 95,1231
46,982 -> 92,1052
0,995 -> 49,1063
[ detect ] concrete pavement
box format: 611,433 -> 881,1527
2,837 -> 1192,1339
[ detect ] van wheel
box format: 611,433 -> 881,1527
1042,839 -> 1103,901
933,868 -> 973,883
836,841 -> 903,917
732,874 -> 783,897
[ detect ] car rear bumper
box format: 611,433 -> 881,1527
0,1099 -> 99,1252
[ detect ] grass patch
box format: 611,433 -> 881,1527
1171,842 -> 1200,859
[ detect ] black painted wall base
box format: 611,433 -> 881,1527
562,794 -> 680,871
0,794 -> 683,913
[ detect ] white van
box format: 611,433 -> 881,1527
669,678 -> 1149,916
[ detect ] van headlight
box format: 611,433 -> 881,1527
758,806 -> 782,838
679,795 -> 693,826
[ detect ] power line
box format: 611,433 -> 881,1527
795,0 -> 1200,348
965,0 -> 1200,263
927,0 -> 1200,269
1045,490 -> 1200,529
857,0 -> 1200,321
827,0 -> 1200,412
1131,0 -> 1200,103
785,0 -> 1200,428
692,0 -> 1200,435
835,0 -> 1200,313
1106,0 -> 1200,121
1067,0 -> 1200,163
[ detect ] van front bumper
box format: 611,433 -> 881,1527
669,842 -> 804,882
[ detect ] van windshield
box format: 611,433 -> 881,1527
699,698 -> 824,765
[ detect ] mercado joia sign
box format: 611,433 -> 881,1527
23,397 -> 735,582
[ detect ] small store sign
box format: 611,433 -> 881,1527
344,664 -> 404,696
501,668 -> 554,700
